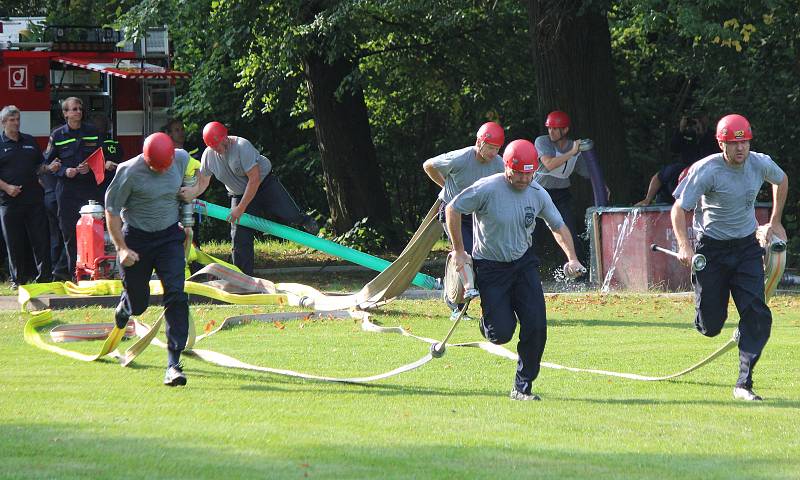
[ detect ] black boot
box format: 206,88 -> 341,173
114,301 -> 131,329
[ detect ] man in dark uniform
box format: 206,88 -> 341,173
672,113 -> 788,401
447,139 -> 585,401
44,97 -> 104,280
40,167 -> 69,281
105,132 -> 191,386
88,112 -> 124,195
0,105 -> 52,289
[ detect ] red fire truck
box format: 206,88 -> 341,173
1,19 -> 190,280
0,18 -> 189,153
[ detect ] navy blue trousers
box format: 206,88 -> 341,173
118,223 -> 189,362
0,203 -> 52,284
44,190 -> 69,279
474,247 -> 547,395
231,174 -> 305,276
693,234 -> 771,389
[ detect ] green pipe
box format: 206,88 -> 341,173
194,200 -> 438,289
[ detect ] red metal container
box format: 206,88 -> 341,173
587,204 -> 772,291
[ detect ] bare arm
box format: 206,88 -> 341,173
551,224 -> 578,262
634,173 -> 661,207
445,204 -> 470,272
423,159 -> 446,188
179,171 -> 212,202
105,211 -> 139,266
768,173 -> 788,240
539,140 -> 580,171
670,200 -> 693,267
551,224 -> 585,277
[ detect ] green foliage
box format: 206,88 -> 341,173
42,0 -> 800,261
331,217 -> 387,252
610,0 -> 800,264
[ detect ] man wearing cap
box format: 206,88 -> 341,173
105,133 -> 191,386
423,122 -> 506,319
672,113 -> 788,402
447,139 -> 585,401
180,121 -> 318,276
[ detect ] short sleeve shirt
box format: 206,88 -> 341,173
533,135 -> 589,189
673,152 -> 785,240
200,136 -> 272,195
105,149 -> 190,232
450,173 -> 564,262
426,146 -> 504,203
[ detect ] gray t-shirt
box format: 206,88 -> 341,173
426,146 -> 504,203
105,149 -> 190,232
674,151 -> 785,241
200,136 -> 273,195
450,173 -> 564,262
533,134 -> 589,189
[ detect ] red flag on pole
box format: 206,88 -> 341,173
85,147 -> 105,185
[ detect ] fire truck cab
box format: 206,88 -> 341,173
0,18 -> 189,281
0,17 -> 188,154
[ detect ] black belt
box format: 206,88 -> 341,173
700,232 -> 756,248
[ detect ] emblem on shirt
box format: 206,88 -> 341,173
524,206 -> 536,228
745,189 -> 756,208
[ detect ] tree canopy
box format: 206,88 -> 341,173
27,0 -> 799,258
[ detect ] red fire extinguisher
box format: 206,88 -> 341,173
75,200 -> 118,281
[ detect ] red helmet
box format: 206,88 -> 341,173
476,122 -> 505,147
503,139 -> 538,172
716,114 -> 752,142
545,110 -> 570,128
203,121 -> 229,148
143,132 -> 174,172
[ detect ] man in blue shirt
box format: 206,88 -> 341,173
0,105 -> 53,289
44,97 -> 104,280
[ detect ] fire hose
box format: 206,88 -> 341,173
20,212 -> 788,384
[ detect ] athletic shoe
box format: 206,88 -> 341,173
450,309 -> 473,322
733,387 -> 762,401
164,364 -> 187,387
510,389 -> 541,401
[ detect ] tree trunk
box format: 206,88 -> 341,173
527,0 -> 629,205
302,52 -> 396,241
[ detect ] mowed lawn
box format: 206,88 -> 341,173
1,293 -> 798,479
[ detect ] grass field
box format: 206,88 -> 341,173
1,292 -> 799,479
